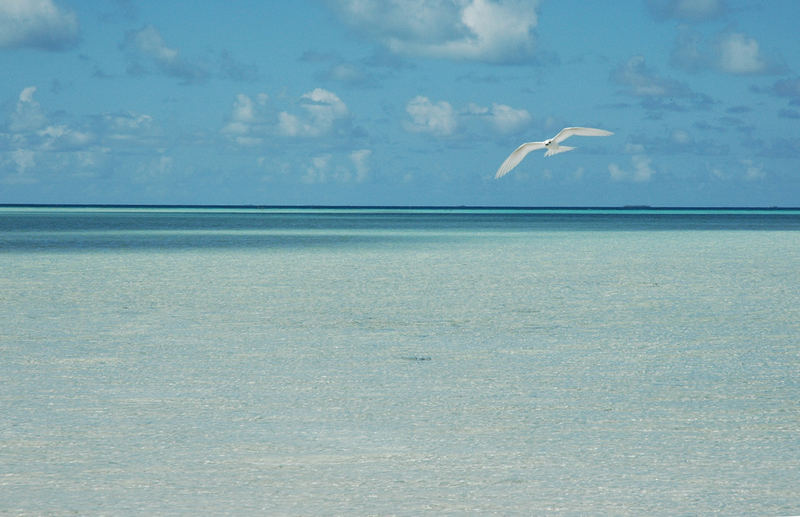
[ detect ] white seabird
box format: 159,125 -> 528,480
495,126 -> 613,179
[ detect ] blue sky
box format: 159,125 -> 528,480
1,0 -> 799,206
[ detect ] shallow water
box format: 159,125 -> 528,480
1,207 -> 798,515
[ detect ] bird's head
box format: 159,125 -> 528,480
544,139 -> 553,146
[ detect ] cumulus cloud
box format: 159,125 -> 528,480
1,148 -> 40,185
646,0 -> 725,22
670,26 -> 709,72
0,0 -> 79,50
671,27 -> 780,76
6,87 -> 162,151
612,55 -> 691,97
405,96 -> 530,137
1,86 -> 166,185
350,149 -> 372,182
608,144 -> 656,183
487,103 -> 531,133
10,148 -> 35,171
9,86 -> 47,132
299,149 -> 372,184
612,55 -> 713,111
134,155 -> 175,184
301,154 -> 332,184
327,62 -> 376,87
221,89 -> 350,143
671,129 -> 690,144
328,0 -> 540,63
101,112 -> 156,140
301,51 -> 381,87
6,86 -> 95,150
405,96 -> 458,136
716,32 -> 768,75
279,88 -> 349,137
221,93 -> 270,145
741,159 -> 765,181
123,25 -> 209,84
37,124 -> 93,150
630,128 -> 729,156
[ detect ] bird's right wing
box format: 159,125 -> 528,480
495,141 -> 545,179
553,127 -> 613,144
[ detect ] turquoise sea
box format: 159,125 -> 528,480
1,206 -> 799,515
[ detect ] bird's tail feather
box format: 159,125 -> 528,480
544,146 -> 574,157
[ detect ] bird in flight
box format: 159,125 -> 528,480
495,126 -> 613,179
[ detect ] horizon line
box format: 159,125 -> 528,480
1,203 -> 799,211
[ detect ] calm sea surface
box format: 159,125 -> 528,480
1,207 -> 799,515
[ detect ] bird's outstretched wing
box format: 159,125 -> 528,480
553,127 -> 614,144
495,141 -> 546,179
552,127 -> 613,144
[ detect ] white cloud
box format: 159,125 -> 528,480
277,113 -> 302,138
19,86 -> 36,103
330,0 -> 540,63
672,129 -> 691,144
299,150 -> 373,184
123,25 -> 208,83
1,87 -> 165,184
607,163 -> 625,181
405,96 -> 530,137
465,103 -> 489,115
325,63 -> 369,85
613,55 -> 688,97
10,86 -> 47,132
132,25 -> 176,63
222,89 -> 348,143
302,154 -> 332,184
91,112 -> 163,155
672,28 -> 778,76
102,112 -> 155,141
670,25 -> 709,72
75,148 -> 110,172
0,0 -> 78,50
7,87 -> 158,152
674,0 -> 722,19
134,155 -> 174,183
647,0 -> 724,21
608,144 -> 656,183
11,148 -> 36,174
350,149 -> 372,182
630,155 -> 656,182
300,88 -> 348,126
716,32 -> 767,75
37,124 -> 93,150
405,96 -> 458,136
279,88 -> 348,137
222,93 -> 270,145
612,55 -> 714,110
2,148 -> 38,185
741,159 -> 765,181
710,167 -> 726,180
488,103 -> 531,133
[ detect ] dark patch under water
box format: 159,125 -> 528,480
2,208 -> 799,252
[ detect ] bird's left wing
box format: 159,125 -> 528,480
495,141 -> 546,179
552,127 -> 613,144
